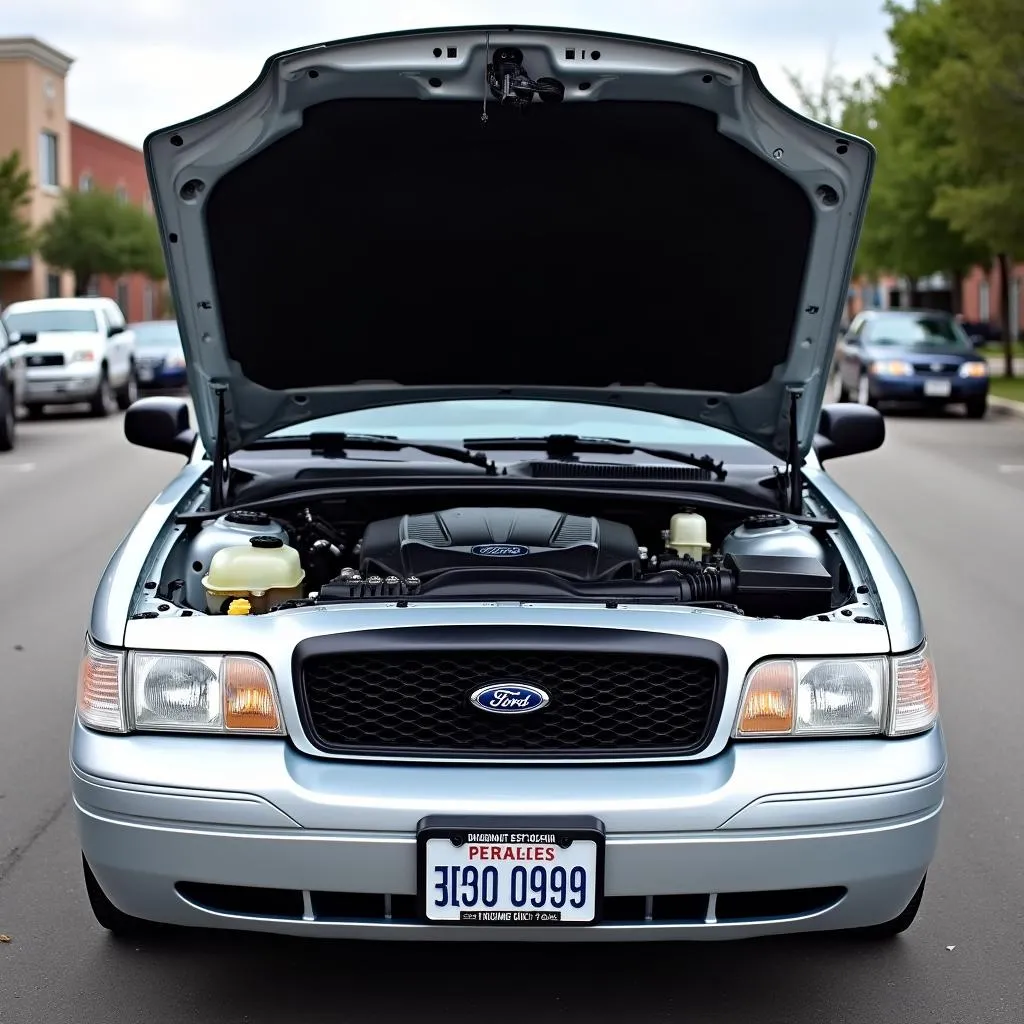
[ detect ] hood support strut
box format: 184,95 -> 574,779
210,385 -> 231,511
786,387 -> 803,514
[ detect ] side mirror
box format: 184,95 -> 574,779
970,334 -> 987,349
814,403 -> 885,463
9,331 -> 35,345
124,396 -> 196,456
108,323 -> 125,337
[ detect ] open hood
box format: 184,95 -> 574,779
144,25 -> 874,461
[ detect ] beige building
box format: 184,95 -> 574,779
0,37 -> 75,306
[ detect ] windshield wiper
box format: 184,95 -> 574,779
244,432 -> 497,474
463,434 -> 727,480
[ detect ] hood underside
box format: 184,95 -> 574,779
144,25 -> 874,459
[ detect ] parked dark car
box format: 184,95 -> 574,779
835,309 -> 990,418
130,320 -> 186,391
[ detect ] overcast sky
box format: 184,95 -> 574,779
6,0 -> 892,148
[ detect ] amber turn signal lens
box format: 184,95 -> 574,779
222,656 -> 281,732
736,660 -> 796,735
78,637 -> 127,733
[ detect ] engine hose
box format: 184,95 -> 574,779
657,558 -> 707,574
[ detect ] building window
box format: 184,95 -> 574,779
79,172 -> 93,192
38,131 -> 59,187
116,279 -> 130,314
86,275 -> 99,297
979,278 -> 991,322
46,273 -> 62,298
142,282 -> 155,320
115,185 -> 128,204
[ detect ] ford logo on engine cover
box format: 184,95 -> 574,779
470,682 -> 550,715
470,544 -> 530,557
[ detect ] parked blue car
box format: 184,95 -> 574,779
835,309 -> 990,418
130,320 -> 186,391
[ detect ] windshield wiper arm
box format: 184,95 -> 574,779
244,432 -> 497,473
463,434 -> 727,480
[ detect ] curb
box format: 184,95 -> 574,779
988,395 -> 1024,419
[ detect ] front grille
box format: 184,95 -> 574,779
911,361 -> 958,374
27,353 -> 64,368
297,649 -> 721,759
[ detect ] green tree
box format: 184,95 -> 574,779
858,1 -> 989,317
783,59 -> 884,278
0,150 -> 35,304
36,187 -> 166,296
925,0 -> 1024,369
785,7 -> 991,325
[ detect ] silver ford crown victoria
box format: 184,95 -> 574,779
72,25 -> 945,943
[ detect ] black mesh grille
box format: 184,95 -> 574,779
297,649 -> 720,758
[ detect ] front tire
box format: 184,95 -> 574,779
856,373 -> 878,408
89,371 -> 114,418
0,386 -> 15,451
115,365 -> 138,411
82,855 -> 163,939
965,396 -> 987,419
847,875 -> 926,939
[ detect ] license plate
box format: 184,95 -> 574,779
923,378 -> 951,397
418,817 -> 605,925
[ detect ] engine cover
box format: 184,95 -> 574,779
359,507 -> 640,580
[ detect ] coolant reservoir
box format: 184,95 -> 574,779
665,511 -> 710,560
720,514 -> 826,561
202,536 -> 306,614
185,511 -> 290,610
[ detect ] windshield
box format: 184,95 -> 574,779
131,322 -> 182,348
264,399 -> 757,449
3,309 -> 98,334
866,313 -> 973,351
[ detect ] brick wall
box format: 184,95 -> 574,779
69,121 -> 164,322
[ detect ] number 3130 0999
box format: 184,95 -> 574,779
432,864 -> 588,910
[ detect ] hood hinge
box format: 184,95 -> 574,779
210,384 -> 231,511
785,387 -> 804,514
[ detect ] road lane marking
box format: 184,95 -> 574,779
0,463 -> 35,472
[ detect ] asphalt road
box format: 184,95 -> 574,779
1,401 -> 1023,1024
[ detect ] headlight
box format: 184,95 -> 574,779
70,350 -> 97,363
165,353 -> 186,369
76,637 -> 285,735
734,644 -> 938,739
870,359 -> 913,376
958,361 -> 988,378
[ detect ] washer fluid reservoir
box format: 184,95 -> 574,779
720,514 -> 826,561
202,537 -> 306,614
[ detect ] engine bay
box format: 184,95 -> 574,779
145,492 -> 863,622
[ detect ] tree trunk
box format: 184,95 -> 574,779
997,253 -> 1014,378
948,270 -> 963,316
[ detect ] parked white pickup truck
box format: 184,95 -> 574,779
1,296 -> 138,418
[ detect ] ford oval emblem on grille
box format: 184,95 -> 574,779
470,682 -> 550,715
470,544 -> 530,557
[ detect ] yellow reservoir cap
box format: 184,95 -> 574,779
227,598 -> 252,615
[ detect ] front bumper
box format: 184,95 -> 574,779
24,367 -> 102,405
71,719 -> 947,940
870,373 -> 988,402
